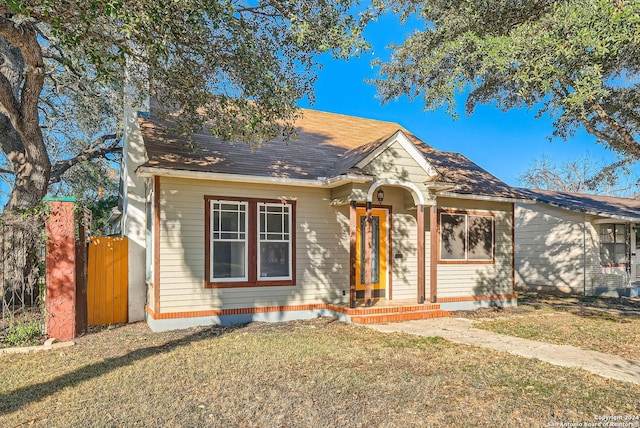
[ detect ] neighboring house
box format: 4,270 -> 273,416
515,189 -> 640,298
105,206 -> 122,236
122,104 -> 527,331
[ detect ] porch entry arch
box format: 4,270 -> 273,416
365,179 -> 425,206
352,179 -> 427,307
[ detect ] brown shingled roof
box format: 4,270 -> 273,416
141,108 -> 419,180
418,146 -> 526,199
140,107 -> 521,200
518,188 -> 640,221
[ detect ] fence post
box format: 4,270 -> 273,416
45,199 -> 77,341
75,207 -> 91,335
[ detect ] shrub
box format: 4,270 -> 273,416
5,320 -> 42,347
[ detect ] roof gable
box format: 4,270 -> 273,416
353,130 -> 440,179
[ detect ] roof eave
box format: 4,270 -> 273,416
531,199 -> 640,222
437,191 -> 534,204
137,166 -> 373,188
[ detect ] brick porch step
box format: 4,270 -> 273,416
332,302 -> 441,315
349,309 -> 451,324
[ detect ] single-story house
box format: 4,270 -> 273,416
121,103 -> 527,331
515,188 -> 640,297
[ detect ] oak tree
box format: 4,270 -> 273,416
0,0 -> 364,305
374,0 -> 640,167
0,0 -> 364,212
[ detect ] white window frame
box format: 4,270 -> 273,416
600,223 -> 628,267
257,202 -> 292,281
210,200 -> 249,282
467,214 -> 494,261
440,212 -> 467,261
439,211 -> 494,262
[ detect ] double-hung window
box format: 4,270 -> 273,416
205,196 -> 295,287
210,201 -> 248,282
258,203 -> 292,280
600,224 -> 627,267
439,211 -> 494,262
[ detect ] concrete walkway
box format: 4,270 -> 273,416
366,317 -> 640,385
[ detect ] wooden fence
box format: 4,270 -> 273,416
87,237 -> 128,325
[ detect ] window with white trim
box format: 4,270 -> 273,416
258,203 -> 292,280
440,211 -> 494,262
600,223 -> 628,266
210,201 -> 248,281
205,197 -> 295,287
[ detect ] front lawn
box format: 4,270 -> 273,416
1,318 -> 639,427
467,293 -> 640,360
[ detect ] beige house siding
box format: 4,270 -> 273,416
363,141 -> 435,204
390,204 -> 432,301
436,198 -> 514,298
514,203 -> 631,295
515,203 -> 589,293
383,188 -> 418,300
359,140 -> 436,300
156,177 -> 350,313
329,183 -> 369,206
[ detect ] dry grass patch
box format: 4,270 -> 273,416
467,293 -> 640,360
1,318 -> 639,427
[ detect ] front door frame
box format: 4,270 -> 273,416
349,182 -> 427,307
354,204 -> 391,302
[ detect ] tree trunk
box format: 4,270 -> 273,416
0,25 -> 50,314
0,27 -> 51,212
5,132 -> 51,211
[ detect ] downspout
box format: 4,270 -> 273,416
583,214 -> 587,296
627,223 -> 632,287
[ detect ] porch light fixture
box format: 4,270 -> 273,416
376,188 -> 385,205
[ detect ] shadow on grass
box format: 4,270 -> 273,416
518,291 -> 640,319
0,325 -> 238,416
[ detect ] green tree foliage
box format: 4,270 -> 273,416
0,0 -> 365,212
374,0 -> 640,164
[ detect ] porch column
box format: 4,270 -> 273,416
349,201 -> 357,308
364,201 -> 373,305
417,204 -> 425,304
430,205 -> 438,303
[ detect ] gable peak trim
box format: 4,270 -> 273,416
355,130 -> 438,178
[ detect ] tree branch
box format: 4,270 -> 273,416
49,134 -> 122,184
583,96 -> 640,157
558,75 -> 640,158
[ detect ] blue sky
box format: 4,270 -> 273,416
300,12 -> 634,189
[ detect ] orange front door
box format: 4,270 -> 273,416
355,208 -> 388,299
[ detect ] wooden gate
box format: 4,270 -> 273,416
87,237 -> 128,325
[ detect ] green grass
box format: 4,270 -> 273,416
472,294 -> 640,360
1,318 -> 639,427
